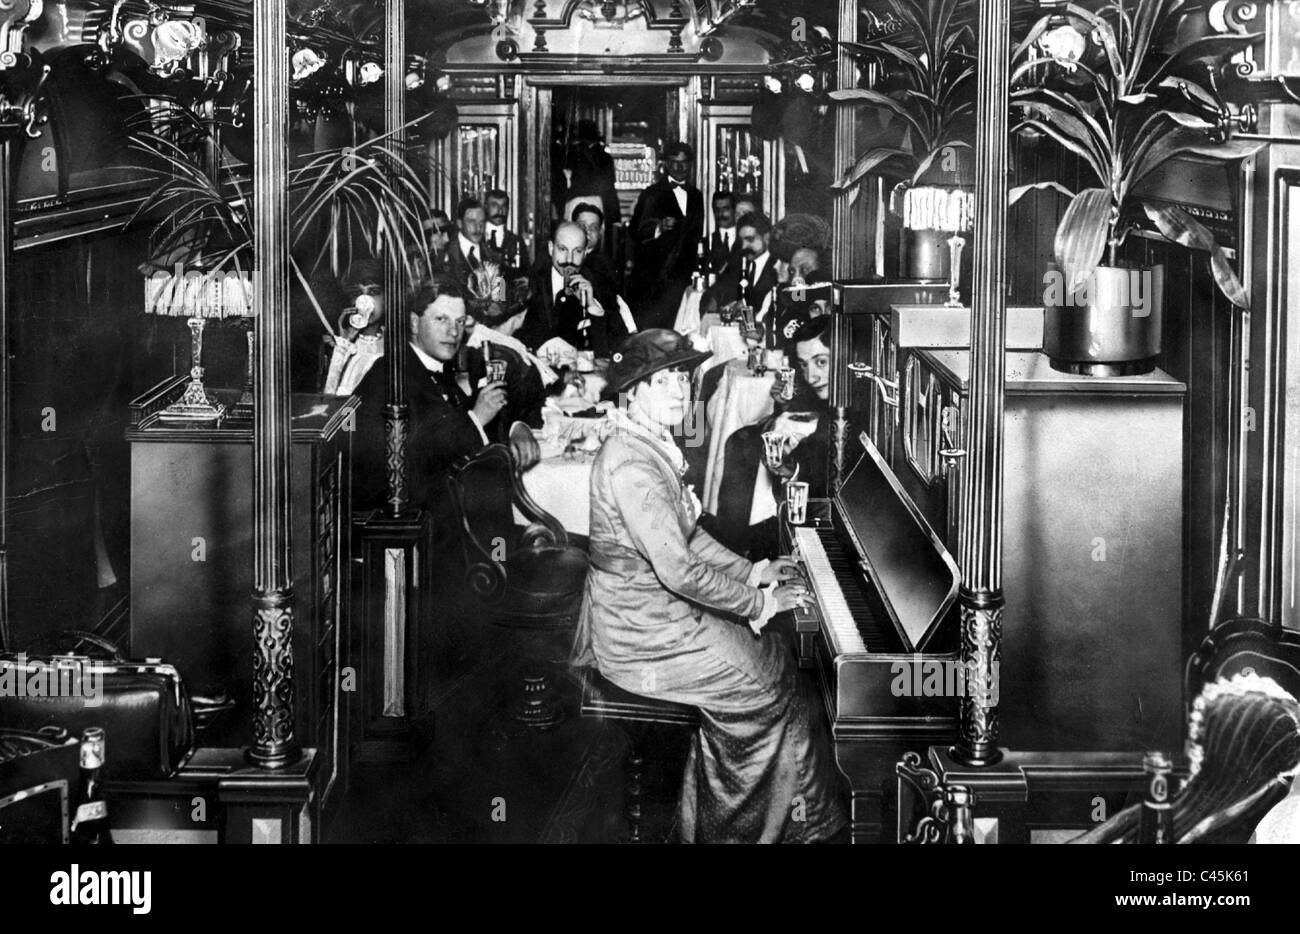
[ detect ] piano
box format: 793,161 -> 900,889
782,430 -> 962,843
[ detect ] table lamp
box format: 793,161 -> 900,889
144,267 -> 253,421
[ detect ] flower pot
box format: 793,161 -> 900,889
1043,264 -> 1163,376
896,186 -> 975,283
900,228 -> 951,281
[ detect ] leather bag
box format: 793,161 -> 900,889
0,631 -> 194,780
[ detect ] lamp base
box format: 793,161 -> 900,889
232,389 -> 254,420
157,376 -> 226,422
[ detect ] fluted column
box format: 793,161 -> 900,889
249,0 -> 300,769
0,135 -> 11,652
830,0 -> 857,280
953,0 -> 1010,766
384,0 -> 409,517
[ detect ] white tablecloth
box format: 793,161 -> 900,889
516,451 -> 595,537
701,359 -> 775,515
674,287 -> 705,334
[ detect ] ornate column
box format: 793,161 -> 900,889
0,130 -> 10,653
384,0 -> 409,518
830,0 -> 857,280
952,0 -> 1010,767
0,0 -> 47,652
249,0 -> 300,769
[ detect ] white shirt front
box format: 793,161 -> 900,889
744,250 -> 771,285
485,222 -> 506,250
671,184 -> 688,216
408,341 -> 489,445
716,226 -> 735,250
458,232 -> 482,266
744,251 -> 774,321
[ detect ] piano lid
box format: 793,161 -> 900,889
834,432 -> 959,652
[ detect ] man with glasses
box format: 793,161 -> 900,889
628,142 -> 704,330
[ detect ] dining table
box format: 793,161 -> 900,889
514,425 -> 601,537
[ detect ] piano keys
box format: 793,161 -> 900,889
782,431 -> 961,841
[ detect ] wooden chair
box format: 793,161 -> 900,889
445,443 -> 589,729
578,667 -> 698,842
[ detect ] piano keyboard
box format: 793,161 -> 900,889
793,527 -> 868,654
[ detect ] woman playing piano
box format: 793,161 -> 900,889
571,328 -> 848,843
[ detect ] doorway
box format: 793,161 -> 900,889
527,78 -> 690,288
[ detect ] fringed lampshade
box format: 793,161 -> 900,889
144,266 -> 253,421
893,185 -> 975,304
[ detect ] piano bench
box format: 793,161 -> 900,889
578,669 -> 699,843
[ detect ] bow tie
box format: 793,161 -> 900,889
669,179 -> 686,188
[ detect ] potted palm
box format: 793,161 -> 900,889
830,0 -> 976,280
126,101 -> 436,413
1010,0 -> 1261,375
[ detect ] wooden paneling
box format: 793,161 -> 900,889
1006,139 -> 1233,664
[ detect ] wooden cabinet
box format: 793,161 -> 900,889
897,350 -> 1187,753
126,379 -> 356,818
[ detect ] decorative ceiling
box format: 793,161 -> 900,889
402,0 -> 837,60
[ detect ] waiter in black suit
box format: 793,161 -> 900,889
707,190 -> 740,276
703,211 -> 779,323
518,221 -> 624,354
628,141 -> 705,331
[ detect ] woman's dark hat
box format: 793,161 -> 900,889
606,329 -> 713,395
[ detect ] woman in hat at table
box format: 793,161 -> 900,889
572,329 -> 847,843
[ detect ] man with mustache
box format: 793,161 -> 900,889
703,211 -> 779,323
518,221 -> 622,354
483,188 -> 532,271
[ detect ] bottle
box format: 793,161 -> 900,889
696,236 -> 710,285
71,727 -> 113,845
1138,751 -> 1175,844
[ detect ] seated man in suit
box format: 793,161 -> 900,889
573,201 -> 637,337
711,315 -> 832,560
702,211 -> 778,324
517,221 -> 623,355
572,201 -> 616,283
707,190 -> 740,277
445,197 -> 489,291
326,269 -> 507,514
381,276 -> 508,514
483,188 -> 532,270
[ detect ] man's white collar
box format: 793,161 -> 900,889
409,342 -> 446,373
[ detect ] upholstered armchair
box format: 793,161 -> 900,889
445,443 -> 588,728
1069,671 -> 1300,844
